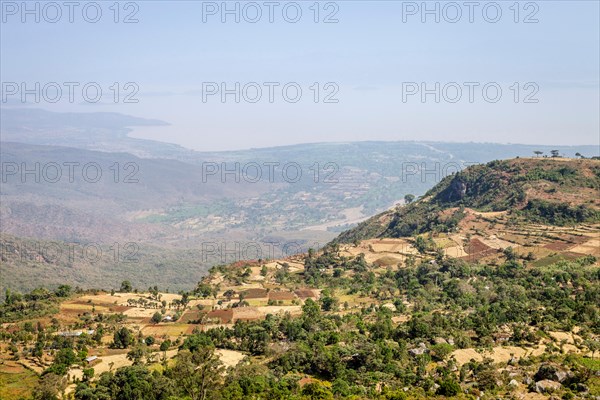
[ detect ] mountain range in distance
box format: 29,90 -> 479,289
1,108 -> 599,294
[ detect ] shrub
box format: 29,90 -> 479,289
437,378 -> 461,396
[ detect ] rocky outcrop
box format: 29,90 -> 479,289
437,177 -> 468,203
534,364 -> 572,383
535,380 -> 561,394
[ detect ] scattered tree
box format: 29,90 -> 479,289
120,280 -> 132,292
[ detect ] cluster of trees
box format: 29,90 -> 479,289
522,199 -> 600,225
60,248 -> 599,399
533,150 -> 564,158
3,232 -> 599,399
126,298 -> 163,309
364,202 -> 467,240
304,247 -> 370,286
522,166 -> 579,183
532,150 -> 599,159
1,285 -> 71,322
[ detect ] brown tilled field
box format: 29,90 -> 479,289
268,290 -> 296,301
242,288 -> 268,299
295,288 -> 318,299
544,241 -> 575,251
464,238 -> 492,254
179,310 -> 205,324
206,309 -> 234,324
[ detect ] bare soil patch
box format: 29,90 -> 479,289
464,238 -> 492,254
373,256 -> 402,267
257,305 -> 302,317
123,308 -> 160,318
142,324 -> 189,338
179,310 -> 205,324
295,289 -> 318,299
207,309 -> 233,324
232,307 -> 262,321
570,237 -> 600,256
215,349 -> 246,368
452,344 -> 547,366
544,241 -> 574,251
242,288 -> 268,299
268,291 -> 296,301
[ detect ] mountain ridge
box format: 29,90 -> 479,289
334,157 -> 600,244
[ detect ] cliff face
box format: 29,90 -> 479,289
437,177 -> 467,203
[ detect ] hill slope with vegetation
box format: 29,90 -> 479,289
335,158 -> 600,244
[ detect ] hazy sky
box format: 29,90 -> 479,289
1,0 -> 599,150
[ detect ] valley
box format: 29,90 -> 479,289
1,157 -> 599,399
2,112 -> 598,294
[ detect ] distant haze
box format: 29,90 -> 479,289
1,1 -> 599,151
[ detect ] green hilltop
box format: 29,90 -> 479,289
335,157 -> 600,244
